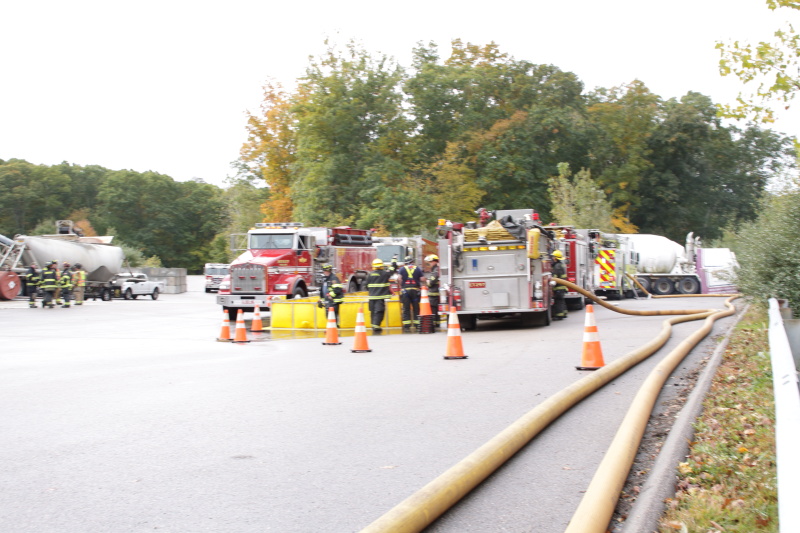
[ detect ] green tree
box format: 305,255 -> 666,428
734,187 -> 800,312
95,171 -> 225,269
717,0 -> 800,122
548,163 -> 615,231
290,40 -> 410,227
240,80 -> 297,221
0,159 -> 70,235
585,80 -> 660,214
635,92 -> 792,242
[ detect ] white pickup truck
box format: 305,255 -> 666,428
112,273 -> 164,300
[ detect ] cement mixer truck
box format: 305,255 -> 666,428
627,233 -> 738,295
0,220 -> 125,301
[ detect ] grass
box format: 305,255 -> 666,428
658,306 -> 778,532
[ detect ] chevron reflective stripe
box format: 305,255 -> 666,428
596,250 -> 616,284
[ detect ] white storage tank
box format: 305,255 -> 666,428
625,234 -> 685,274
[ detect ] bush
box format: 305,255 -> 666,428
734,189 -> 800,315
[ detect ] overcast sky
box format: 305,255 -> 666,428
1,0 -> 795,187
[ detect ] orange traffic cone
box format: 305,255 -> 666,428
419,286 -> 433,316
443,307 -> 468,360
322,307 -> 342,345
250,305 -> 264,332
232,309 -> 250,344
350,306 -> 372,353
217,311 -> 232,342
576,304 -> 604,370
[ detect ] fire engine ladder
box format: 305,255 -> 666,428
0,237 -> 26,270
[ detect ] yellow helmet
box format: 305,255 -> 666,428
552,250 -> 564,260
425,254 -> 439,262
372,258 -> 385,269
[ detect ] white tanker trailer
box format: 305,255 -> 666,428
627,233 -> 738,295
0,222 -> 124,301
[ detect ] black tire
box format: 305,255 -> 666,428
676,277 -> 700,294
651,278 -> 674,295
461,314 -> 477,331
636,277 -> 650,294
292,286 -> 307,299
226,307 -> 238,322
348,280 -> 360,292
151,288 -> 159,300
102,289 -> 112,302
124,288 -> 133,300
566,297 -> 584,311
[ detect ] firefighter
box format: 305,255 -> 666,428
40,261 -> 59,308
364,258 -> 397,333
319,264 -> 344,326
25,263 -> 41,309
551,250 -> 568,320
425,254 -> 442,327
58,262 -> 74,308
71,263 -> 87,305
399,255 -> 426,332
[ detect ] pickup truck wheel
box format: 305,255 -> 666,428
124,288 -> 133,300
151,288 -> 159,300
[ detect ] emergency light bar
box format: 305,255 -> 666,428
254,222 -> 304,229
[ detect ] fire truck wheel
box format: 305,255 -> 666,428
567,298 -> 584,311
460,314 -> 477,331
292,286 -> 307,299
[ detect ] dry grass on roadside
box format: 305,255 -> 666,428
659,306 -> 777,533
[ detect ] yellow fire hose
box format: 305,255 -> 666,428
360,280 -> 739,533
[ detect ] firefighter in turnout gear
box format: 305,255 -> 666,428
58,263 -> 74,308
365,258 -> 397,333
71,263 -> 87,305
399,255 -> 426,331
319,264 -> 344,327
25,263 -> 41,308
551,250 -> 568,320
424,254 -> 442,326
40,262 -> 59,308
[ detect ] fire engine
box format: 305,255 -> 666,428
436,208 -> 557,330
547,225 -> 592,310
217,223 -> 377,320
585,230 -> 638,300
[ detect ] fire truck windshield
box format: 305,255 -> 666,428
250,233 -> 294,249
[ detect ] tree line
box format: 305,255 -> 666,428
2,37 -> 797,281
0,160 -> 268,271
242,39 -> 796,244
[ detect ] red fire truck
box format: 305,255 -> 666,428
547,225 -> 592,310
217,223 -> 376,320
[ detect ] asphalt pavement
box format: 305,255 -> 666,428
0,278 -> 742,532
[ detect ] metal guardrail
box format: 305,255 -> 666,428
768,298 -> 800,533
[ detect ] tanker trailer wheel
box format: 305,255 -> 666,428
651,278 -> 674,295
635,277 -> 650,295
676,277 -> 699,294
102,289 -> 112,301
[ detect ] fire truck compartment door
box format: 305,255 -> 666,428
464,278 -> 521,309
